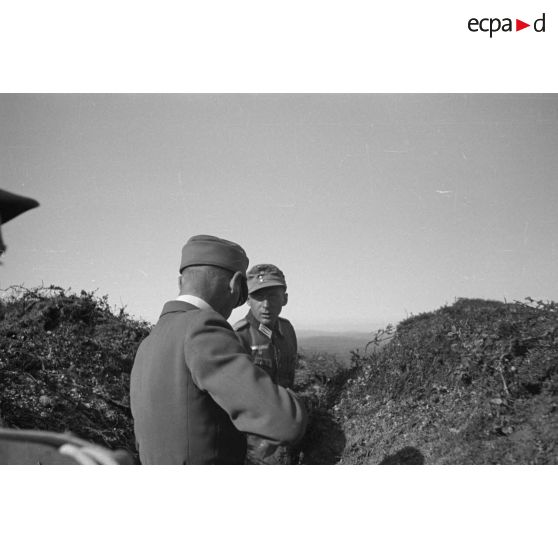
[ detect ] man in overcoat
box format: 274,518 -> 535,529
130,235 -> 307,464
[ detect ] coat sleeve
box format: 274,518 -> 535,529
234,326 -> 252,355
184,310 -> 307,444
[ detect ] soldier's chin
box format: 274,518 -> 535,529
258,314 -> 273,325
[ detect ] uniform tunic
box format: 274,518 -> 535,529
234,311 -> 299,464
130,301 -> 306,465
234,311 -> 298,388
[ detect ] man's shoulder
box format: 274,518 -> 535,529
278,316 -> 295,331
161,301 -> 232,332
277,317 -> 297,344
191,306 -> 233,329
159,301 -> 198,320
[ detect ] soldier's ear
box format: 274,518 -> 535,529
0,228 -> 5,261
177,275 -> 183,291
228,272 -> 239,294
282,291 -> 288,306
229,271 -> 247,307
0,219 -> 6,260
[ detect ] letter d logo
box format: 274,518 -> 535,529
534,13 -> 546,32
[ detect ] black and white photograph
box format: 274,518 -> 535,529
1,93 -> 557,467
1,2 -> 556,558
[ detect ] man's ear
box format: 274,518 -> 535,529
229,271 -> 241,292
177,274 -> 183,292
0,220 -> 6,258
282,291 -> 288,307
229,271 -> 247,307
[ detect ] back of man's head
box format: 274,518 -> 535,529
178,235 -> 250,317
180,265 -> 233,296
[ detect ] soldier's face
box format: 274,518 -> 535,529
247,286 -> 287,327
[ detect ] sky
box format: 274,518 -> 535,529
1,93 -> 557,331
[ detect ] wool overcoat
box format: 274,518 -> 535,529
130,301 -> 307,464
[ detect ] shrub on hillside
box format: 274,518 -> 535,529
334,298 -> 558,464
0,286 -> 150,455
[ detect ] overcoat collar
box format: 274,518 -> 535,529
160,300 -> 199,317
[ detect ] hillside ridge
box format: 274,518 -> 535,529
324,297 -> 558,464
1,287 -> 556,464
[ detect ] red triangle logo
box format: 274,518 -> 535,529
516,19 -> 530,31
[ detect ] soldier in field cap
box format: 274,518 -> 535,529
0,189 -> 39,259
130,236 -> 307,464
234,263 -> 299,464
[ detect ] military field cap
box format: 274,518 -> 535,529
0,189 -> 39,224
247,263 -> 287,294
179,234 -> 249,275
180,235 -> 249,307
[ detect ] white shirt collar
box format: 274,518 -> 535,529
175,294 -> 215,312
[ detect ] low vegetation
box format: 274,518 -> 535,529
0,286 -> 149,457
1,287 -> 556,464
311,298 -> 558,464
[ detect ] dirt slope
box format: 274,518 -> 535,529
315,298 -> 558,464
